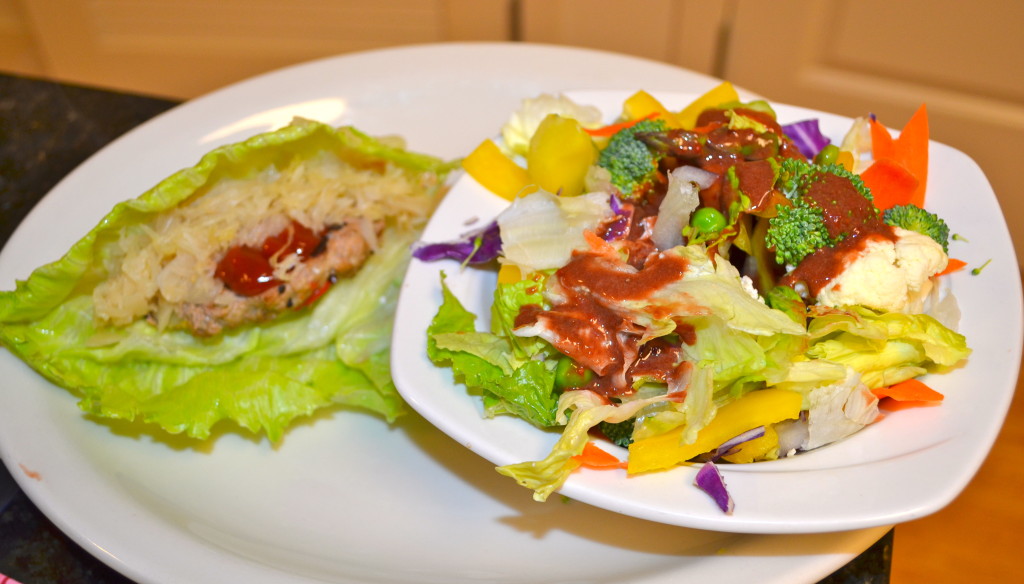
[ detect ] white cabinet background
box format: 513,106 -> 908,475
3,0 -> 1021,265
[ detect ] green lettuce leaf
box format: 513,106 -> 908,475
427,273 -> 559,427
489,272 -> 553,360
649,245 -> 807,338
496,378 -> 709,501
630,364 -> 716,444
805,305 -> 971,388
0,119 -> 456,442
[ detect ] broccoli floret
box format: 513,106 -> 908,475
765,158 -> 878,266
776,158 -> 872,201
598,118 -> 669,199
598,419 -> 635,448
883,203 -> 950,252
822,162 -> 873,201
764,201 -> 838,266
776,157 -> 818,199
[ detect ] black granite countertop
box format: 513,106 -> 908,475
0,72 -> 892,583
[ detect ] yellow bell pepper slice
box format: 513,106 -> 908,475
526,114 -> 598,197
627,388 -> 802,474
721,424 -> 779,463
462,139 -> 535,201
497,263 -> 522,284
676,81 -> 740,130
622,90 -> 681,128
836,150 -> 855,172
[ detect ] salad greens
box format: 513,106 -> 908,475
0,118 -> 457,442
429,273 -> 560,427
423,86 -> 971,507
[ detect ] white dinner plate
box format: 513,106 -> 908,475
1,43 -> 901,583
392,88 -> 1023,534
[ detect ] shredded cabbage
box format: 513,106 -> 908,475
496,189 -> 614,272
501,94 -> 603,158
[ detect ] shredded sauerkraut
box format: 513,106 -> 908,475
93,150 -> 439,327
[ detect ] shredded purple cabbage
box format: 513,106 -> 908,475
609,194 -> 625,215
411,220 -> 502,264
712,426 -> 766,461
603,195 -> 632,241
782,119 -> 831,160
694,461 -> 734,514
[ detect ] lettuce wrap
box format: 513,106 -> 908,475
0,118 -> 457,441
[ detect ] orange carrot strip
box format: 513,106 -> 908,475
19,463 -> 41,481
690,122 -> 724,134
861,157 -> 919,211
936,258 -> 967,277
894,104 -> 929,206
870,117 -> 896,160
872,378 -> 944,402
584,112 -> 658,137
572,441 -> 627,469
878,397 -> 942,411
582,229 -> 619,259
869,105 -> 929,207
300,281 -> 333,308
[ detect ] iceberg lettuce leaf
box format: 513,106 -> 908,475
806,306 -> 970,388
497,388 -> 672,501
427,274 -> 560,427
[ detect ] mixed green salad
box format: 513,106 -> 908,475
417,85 -> 971,511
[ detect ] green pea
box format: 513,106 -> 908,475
690,207 -> 726,234
814,144 -> 840,165
554,356 -> 593,390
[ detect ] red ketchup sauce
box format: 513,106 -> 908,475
214,221 -> 322,296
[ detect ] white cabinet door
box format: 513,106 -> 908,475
15,0 -> 512,98
722,0 -> 1024,265
0,0 -> 44,75
518,0 -> 729,76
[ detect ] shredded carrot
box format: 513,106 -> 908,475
936,258 -> 967,277
690,122 -> 723,134
582,229 -> 619,259
872,378 -> 944,402
300,281 -> 333,308
860,157 -> 919,211
19,463 -> 41,481
584,112 -> 658,137
572,441 -> 627,470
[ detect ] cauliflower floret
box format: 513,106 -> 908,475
893,226 -> 949,312
817,237 -> 906,312
500,94 -> 603,157
740,275 -> 762,302
816,228 -> 949,313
